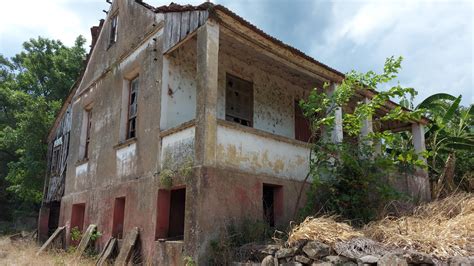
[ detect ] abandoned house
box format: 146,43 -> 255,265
38,0 -> 431,264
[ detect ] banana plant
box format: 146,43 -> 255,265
416,93 -> 474,197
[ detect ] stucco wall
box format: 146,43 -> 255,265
66,6 -> 163,194
217,49 -> 311,139
216,123 -> 310,180
162,39 -> 197,130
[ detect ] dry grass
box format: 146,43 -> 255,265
365,193 -> 474,260
0,237 -> 95,266
287,216 -> 363,247
287,193 -> 474,260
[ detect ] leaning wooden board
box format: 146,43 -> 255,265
36,226 -> 66,256
114,227 -> 139,266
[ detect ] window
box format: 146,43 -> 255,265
84,110 -> 92,159
71,203 -> 86,232
294,100 -> 312,142
262,184 -> 283,227
112,197 -> 126,239
109,14 -> 118,46
51,145 -> 61,174
127,77 -> 139,139
225,74 -> 253,127
155,188 -> 186,241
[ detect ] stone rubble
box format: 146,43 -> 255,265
232,240 -> 474,266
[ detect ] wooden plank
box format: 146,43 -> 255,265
169,13 -> 182,51
198,10 -> 208,25
163,13 -> 173,52
114,227 -> 139,266
180,11 -> 191,40
189,11 -> 200,32
96,237 -> 117,266
36,226 -> 66,255
75,224 -> 97,258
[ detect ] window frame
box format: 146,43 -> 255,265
225,73 -> 254,127
109,13 -> 118,46
126,76 -> 139,140
84,110 -> 92,159
51,144 -> 62,174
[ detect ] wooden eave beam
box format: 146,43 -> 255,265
214,10 -> 343,84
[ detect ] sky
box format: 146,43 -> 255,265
0,0 -> 472,105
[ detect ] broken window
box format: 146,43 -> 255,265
71,203 -> 86,232
127,76 -> 139,139
155,188 -> 186,241
51,144 -> 62,174
112,197 -> 126,239
84,110 -> 92,159
262,184 -> 283,227
225,74 -> 253,127
109,14 -> 118,46
294,100 -> 312,142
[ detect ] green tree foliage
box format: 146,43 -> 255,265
416,94 -> 473,197
0,36 -> 86,221
299,57 -> 426,225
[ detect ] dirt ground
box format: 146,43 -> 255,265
0,236 -> 95,266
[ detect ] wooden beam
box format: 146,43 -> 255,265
114,227 -> 139,266
36,226 -> 66,255
75,224 -> 97,258
96,237 -> 117,266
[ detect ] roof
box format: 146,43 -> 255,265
146,1 -> 345,78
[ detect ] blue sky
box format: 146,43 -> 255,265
0,0 -> 472,105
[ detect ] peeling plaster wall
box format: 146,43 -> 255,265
65,0 -> 163,194
163,39 -> 197,130
161,126 -> 195,170
217,49 -> 310,138
216,125 -> 310,180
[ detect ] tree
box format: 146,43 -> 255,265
298,56 -> 427,224
0,36 -> 86,221
416,94 -> 473,197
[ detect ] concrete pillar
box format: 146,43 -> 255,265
159,57 -> 169,130
410,122 -> 431,201
412,122 -> 426,162
325,82 -> 343,143
360,98 -> 373,139
194,20 -> 219,166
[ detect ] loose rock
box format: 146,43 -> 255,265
276,248 -> 296,259
261,255 -> 276,266
448,256 -> 474,266
295,255 -> 312,264
302,241 -> 330,260
357,255 -> 379,264
378,253 -> 408,266
323,255 -> 351,264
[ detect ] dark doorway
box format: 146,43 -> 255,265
168,188 -> 186,240
48,201 -> 61,236
262,184 -> 283,227
112,197 -> 126,239
71,203 -> 86,231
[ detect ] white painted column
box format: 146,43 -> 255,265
326,82 -> 343,143
359,97 -> 373,139
411,122 -> 431,201
412,122 -> 427,163
159,57 -> 170,130
195,20 -> 219,166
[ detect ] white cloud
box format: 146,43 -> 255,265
311,0 -> 473,105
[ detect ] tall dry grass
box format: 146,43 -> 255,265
287,193 -> 474,260
0,237 -> 95,266
365,193 -> 474,259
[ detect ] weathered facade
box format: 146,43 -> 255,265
38,1 -> 430,264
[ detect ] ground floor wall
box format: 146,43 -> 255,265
55,165 -> 309,265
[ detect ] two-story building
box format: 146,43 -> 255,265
38,1 -> 430,264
